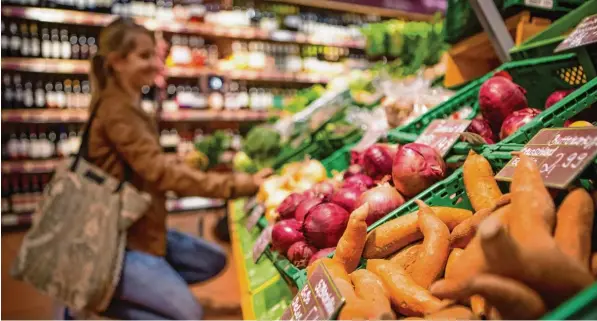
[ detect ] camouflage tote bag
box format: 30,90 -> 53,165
11,101 -> 151,312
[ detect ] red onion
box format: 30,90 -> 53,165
479,76 -> 528,133
295,196 -> 324,223
392,143 -> 447,198
362,144 -> 398,180
343,164 -> 365,178
311,181 -> 335,200
499,108 -> 542,140
302,203 -> 350,249
271,219 -> 304,255
343,174 -> 375,189
357,183 -> 405,226
277,193 -> 306,220
287,241 -> 317,268
308,247 -> 336,265
492,70 -> 513,80
330,185 -> 367,213
350,150 -> 364,166
545,89 -> 574,109
466,118 -> 496,144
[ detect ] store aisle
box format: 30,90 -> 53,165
1,209 -> 243,320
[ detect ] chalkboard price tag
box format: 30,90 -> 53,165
495,128 -> 597,189
244,196 -> 258,213
415,119 -> 472,157
555,14 -> 597,53
280,262 -> 345,320
245,204 -> 265,231
252,225 -> 272,263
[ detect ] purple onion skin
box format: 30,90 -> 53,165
287,241 -> 317,268
277,193 -> 306,220
357,184 -> 405,226
362,144 -> 396,181
271,219 -> 305,255
467,118 -> 496,144
479,76 -> 528,133
295,196 -> 324,223
499,108 -> 542,140
545,89 -> 574,109
308,247 -> 336,265
330,185 -> 367,213
302,203 -> 350,249
342,174 -> 375,189
392,143 -> 447,198
343,164 -> 365,178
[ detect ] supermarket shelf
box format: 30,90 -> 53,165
166,197 -> 226,212
2,159 -> 61,174
272,0 -> 434,20
1,212 -> 33,228
1,108 -> 277,124
1,6 -> 365,49
1,58 -> 332,83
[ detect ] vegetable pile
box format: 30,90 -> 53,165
304,150 -> 596,320
267,142 -> 447,269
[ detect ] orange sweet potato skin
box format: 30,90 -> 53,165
364,207 -> 472,259
463,150 -> 503,212
367,259 -> 447,317
389,242 -> 422,274
334,204 -> 369,273
554,188 -> 594,269
350,269 -> 395,319
410,202 -> 450,289
424,305 -> 474,320
444,249 -> 464,279
307,258 -> 351,284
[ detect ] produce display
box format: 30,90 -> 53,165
301,151 -> 596,320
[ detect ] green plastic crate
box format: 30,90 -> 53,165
390,53 -> 594,158
510,0 -> 597,61
543,283 -> 597,320
251,277 -> 293,320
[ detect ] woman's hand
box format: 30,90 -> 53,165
252,168 -> 274,186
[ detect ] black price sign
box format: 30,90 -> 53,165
280,263 -> 345,320
495,128 -> 597,188
415,119 -> 472,157
252,225 -> 272,263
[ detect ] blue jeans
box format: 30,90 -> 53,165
98,229 -> 227,320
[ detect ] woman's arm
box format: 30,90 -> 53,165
101,104 -> 258,198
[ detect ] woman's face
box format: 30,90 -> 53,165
112,33 -> 158,90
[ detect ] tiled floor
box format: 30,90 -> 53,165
1,209 -> 244,320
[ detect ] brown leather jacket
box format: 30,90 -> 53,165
87,82 -> 258,256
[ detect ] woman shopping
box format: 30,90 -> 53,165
70,18 -> 269,319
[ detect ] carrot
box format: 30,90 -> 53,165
450,195 -> 511,249
410,200 -> 450,289
367,259 -> 447,316
389,242 -> 422,273
433,273 -> 546,320
509,154 -> 556,235
334,204 -> 369,273
554,188 -> 594,268
364,207 -> 472,259
350,270 -> 395,319
463,150 -> 503,212
307,258 -> 351,284
424,305 -> 474,320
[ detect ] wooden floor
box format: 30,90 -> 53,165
1,209 -> 244,320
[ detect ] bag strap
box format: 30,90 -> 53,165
71,97 -> 134,184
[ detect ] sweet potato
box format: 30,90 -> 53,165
410,200 -> 450,289
554,188 -> 594,268
450,195 -> 511,249
445,249 -> 488,319
444,249 -> 464,279
591,252 -> 597,278
307,258 -> 351,284
463,150 -> 503,212
509,154 -> 556,235
424,305 -> 474,320
336,278 -> 392,320
470,296 -> 488,320
334,204 -> 369,273
433,213 -> 594,309
364,207 -> 472,259
389,242 -> 422,273
367,259 -> 447,316
432,273 -> 546,320
350,270 -> 395,319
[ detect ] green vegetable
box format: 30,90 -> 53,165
195,130 -> 231,169
243,126 -> 282,166
233,151 -> 258,174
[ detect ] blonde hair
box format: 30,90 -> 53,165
89,18 -> 154,109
